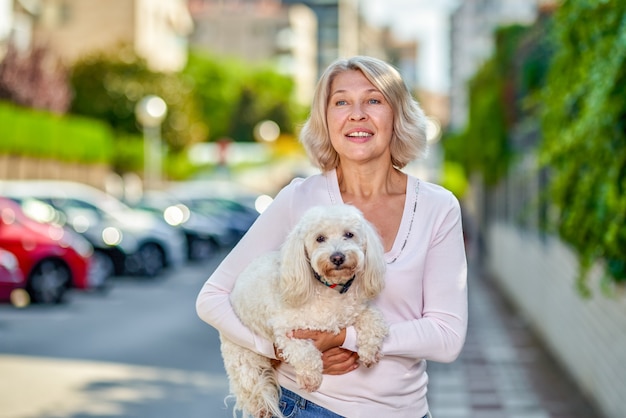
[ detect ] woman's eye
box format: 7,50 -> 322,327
316,235 -> 326,243
335,100 -> 347,106
344,232 -> 354,239
368,98 -> 381,104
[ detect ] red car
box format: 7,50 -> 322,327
0,197 -> 93,304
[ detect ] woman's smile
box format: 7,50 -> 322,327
345,129 -> 374,143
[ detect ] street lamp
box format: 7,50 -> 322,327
135,95 -> 167,190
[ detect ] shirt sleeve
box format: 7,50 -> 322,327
195,179 -> 302,358
382,190 -> 468,363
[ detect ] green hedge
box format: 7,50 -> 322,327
0,101 -> 114,163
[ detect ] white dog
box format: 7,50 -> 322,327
220,204 -> 389,418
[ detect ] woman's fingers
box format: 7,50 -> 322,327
322,347 -> 359,375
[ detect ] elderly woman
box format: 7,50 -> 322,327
196,56 -> 468,418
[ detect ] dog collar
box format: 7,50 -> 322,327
313,271 -> 355,294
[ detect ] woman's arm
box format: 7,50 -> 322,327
384,192 -> 468,363
195,182 -> 300,357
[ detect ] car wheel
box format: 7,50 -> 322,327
89,250 -> 115,290
138,243 -> 165,277
27,259 -> 71,304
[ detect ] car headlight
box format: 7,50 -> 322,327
0,250 -> 20,276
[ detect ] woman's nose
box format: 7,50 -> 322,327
349,106 -> 366,120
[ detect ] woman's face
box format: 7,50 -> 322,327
326,69 -> 394,166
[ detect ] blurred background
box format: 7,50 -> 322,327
0,0 -> 625,417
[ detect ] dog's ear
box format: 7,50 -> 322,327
278,225 -> 315,307
358,219 -> 386,299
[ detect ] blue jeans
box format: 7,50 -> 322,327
275,387 -> 430,418
276,387 -> 345,417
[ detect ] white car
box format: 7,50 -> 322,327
0,180 -> 187,278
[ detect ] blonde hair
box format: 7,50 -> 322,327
299,56 -> 427,171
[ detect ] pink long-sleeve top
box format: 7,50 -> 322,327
196,169 -> 468,418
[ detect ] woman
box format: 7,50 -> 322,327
196,56 -> 468,418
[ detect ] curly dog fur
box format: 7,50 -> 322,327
219,204 -> 389,418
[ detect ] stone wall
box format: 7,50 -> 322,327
0,156 -> 112,190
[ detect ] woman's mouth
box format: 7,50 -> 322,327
346,130 -> 373,142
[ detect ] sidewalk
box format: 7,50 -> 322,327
426,267 -> 603,418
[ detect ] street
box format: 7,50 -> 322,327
0,247 -> 604,418
0,249 -> 233,418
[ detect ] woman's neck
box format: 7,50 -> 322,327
335,163 -> 406,199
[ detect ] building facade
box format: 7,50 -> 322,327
448,0 -> 538,131
3,0 -> 193,72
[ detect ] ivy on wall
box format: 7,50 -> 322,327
539,0 -> 626,293
444,1 -> 626,294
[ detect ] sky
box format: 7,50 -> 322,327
360,0 -> 460,93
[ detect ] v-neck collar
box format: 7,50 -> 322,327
325,168 -> 417,263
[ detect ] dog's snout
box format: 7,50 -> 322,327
330,252 -> 345,266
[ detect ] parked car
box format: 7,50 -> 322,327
0,197 -> 93,304
0,180 -> 187,278
0,248 -> 26,306
133,190 -> 232,260
178,195 -> 260,244
166,180 -> 271,244
10,196 -> 114,289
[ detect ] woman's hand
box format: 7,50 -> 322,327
321,347 -> 359,375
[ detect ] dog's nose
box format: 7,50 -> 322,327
330,252 -> 345,266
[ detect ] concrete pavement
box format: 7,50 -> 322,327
426,267 -> 603,418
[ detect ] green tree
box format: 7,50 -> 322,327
183,50 -> 303,143
70,44 -> 207,160
229,86 -> 258,142
182,50 -> 242,141
69,46 -> 303,176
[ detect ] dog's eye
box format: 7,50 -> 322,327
344,232 -> 354,239
316,235 -> 326,243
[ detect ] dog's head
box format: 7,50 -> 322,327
279,204 -> 386,306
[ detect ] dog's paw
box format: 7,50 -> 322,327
357,347 -> 383,368
296,371 -> 323,392
359,353 -> 381,368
